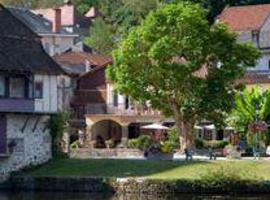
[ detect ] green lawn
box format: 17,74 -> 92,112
19,159 -> 270,180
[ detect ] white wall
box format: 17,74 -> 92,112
34,75 -> 58,113
57,75 -> 75,111
247,52 -> 270,71
41,35 -> 76,56
0,114 -> 51,175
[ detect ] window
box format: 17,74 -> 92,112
9,77 -> 25,98
0,76 -> 5,96
268,60 -> 270,70
34,81 -> 43,99
113,90 -> 118,107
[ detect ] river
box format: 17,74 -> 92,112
0,191 -> 270,200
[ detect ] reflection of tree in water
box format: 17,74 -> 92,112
1,192 -> 270,200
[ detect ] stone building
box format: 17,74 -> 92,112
0,4 -> 63,175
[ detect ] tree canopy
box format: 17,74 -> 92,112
108,2 -> 260,150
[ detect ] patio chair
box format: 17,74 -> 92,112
184,148 -> 193,161
208,148 -> 217,160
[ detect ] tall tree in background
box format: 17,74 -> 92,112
85,17 -> 115,55
108,3 -> 260,150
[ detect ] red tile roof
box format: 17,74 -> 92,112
219,4 -> 270,31
54,52 -> 112,75
238,71 -> 270,84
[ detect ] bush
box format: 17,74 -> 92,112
167,127 -> 180,149
70,141 -> 79,150
195,138 -> 204,149
128,135 -> 152,150
195,139 -> 229,149
160,141 -> 174,153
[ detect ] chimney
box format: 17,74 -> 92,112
53,8 -> 61,33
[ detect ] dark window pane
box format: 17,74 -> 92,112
9,78 -> 25,98
0,76 -> 5,96
34,81 -> 43,99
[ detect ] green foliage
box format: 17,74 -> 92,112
227,87 -> 270,145
70,140 -> 79,150
166,127 -> 180,149
195,138 -> 229,149
160,141 -> 175,153
195,138 -> 204,149
49,111 -> 70,157
84,17 -> 115,55
199,164 -> 260,186
108,2 -> 260,147
128,135 -> 152,150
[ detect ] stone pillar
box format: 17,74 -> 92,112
86,126 -> 94,149
62,131 -> 70,154
121,124 -> 129,147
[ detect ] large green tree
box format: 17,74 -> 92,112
108,3 -> 260,150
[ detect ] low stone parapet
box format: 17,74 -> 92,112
70,148 -> 144,159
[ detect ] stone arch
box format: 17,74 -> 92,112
91,119 -> 122,148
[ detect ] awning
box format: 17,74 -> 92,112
141,123 -> 169,130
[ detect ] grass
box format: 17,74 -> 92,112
18,159 -> 270,180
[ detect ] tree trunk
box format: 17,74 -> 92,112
172,103 -> 195,152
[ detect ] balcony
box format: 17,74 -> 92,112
73,103 -> 161,119
0,98 -> 34,113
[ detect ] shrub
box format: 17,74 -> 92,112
205,140 -> 229,149
195,138 -> 204,149
195,139 -> 229,149
167,127 -> 180,149
160,141 -> 174,153
128,135 -> 152,150
70,141 -> 79,150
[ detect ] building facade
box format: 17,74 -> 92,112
219,4 -> 270,89
0,5 -> 63,175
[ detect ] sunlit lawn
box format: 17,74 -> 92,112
20,159 -> 270,180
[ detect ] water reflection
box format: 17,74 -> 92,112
0,191 -> 270,200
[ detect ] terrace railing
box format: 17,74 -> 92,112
73,103 -> 161,119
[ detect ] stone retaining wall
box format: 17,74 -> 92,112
0,114 -> 51,176
3,176 -> 270,194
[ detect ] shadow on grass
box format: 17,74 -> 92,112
17,159 -> 212,179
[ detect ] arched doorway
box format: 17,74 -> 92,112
91,120 -> 122,148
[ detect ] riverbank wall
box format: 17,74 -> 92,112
1,176 -> 270,194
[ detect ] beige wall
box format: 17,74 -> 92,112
245,83 -> 270,91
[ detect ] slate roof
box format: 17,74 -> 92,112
218,4 -> 270,32
8,7 -> 77,35
0,4 -> 63,74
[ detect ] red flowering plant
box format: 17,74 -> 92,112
248,121 -> 268,134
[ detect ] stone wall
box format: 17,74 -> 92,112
4,176 -> 270,194
0,114 -> 52,176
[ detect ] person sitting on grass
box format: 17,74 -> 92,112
184,148 -> 193,161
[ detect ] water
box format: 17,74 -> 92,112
1,191 -> 270,200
